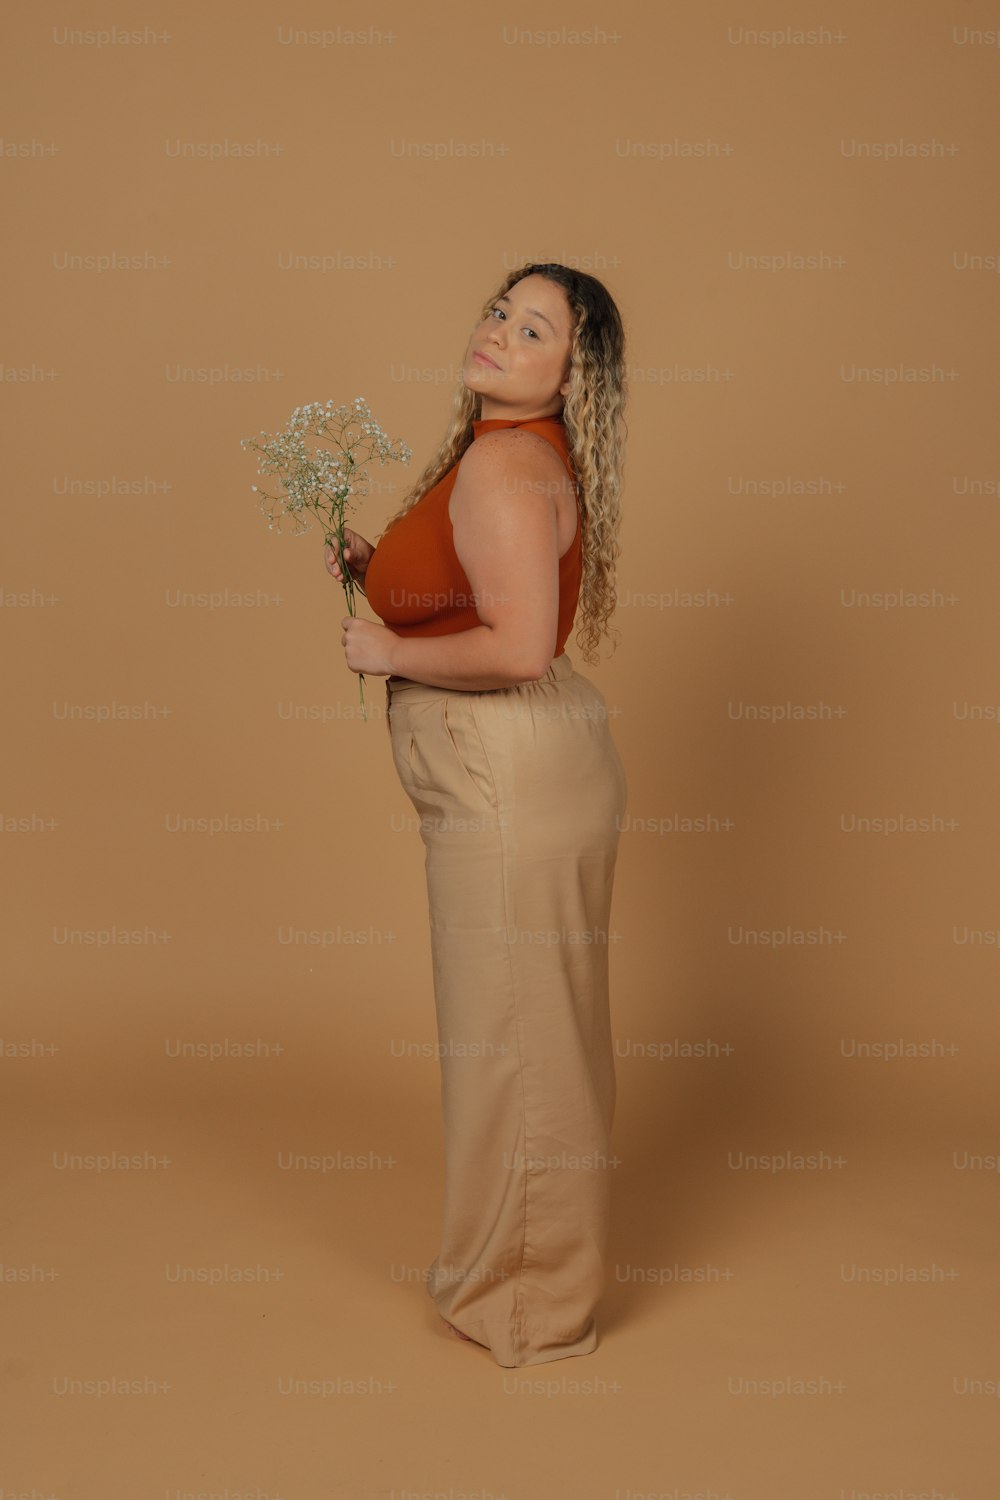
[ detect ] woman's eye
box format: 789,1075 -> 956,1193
488,306 -> 538,338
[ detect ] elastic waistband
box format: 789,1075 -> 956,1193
386,650 -> 574,706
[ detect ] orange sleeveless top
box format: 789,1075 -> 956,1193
364,413 -> 582,657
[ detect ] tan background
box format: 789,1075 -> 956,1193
3,0 -> 998,1495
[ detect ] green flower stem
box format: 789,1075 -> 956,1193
326,524 -> 366,721
243,398 -> 412,730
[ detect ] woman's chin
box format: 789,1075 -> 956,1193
465,361 -> 504,387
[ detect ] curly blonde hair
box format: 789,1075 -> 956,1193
377,262 -> 628,665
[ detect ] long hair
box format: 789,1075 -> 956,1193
377,262 -> 628,665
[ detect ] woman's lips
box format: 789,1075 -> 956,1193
473,350 -> 501,369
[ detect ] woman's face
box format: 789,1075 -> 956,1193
463,273 -> 574,421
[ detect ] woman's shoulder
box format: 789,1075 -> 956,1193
450,425 -> 577,535
459,424 -> 568,479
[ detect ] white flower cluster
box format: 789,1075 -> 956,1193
241,395 -> 412,721
240,394 -> 412,544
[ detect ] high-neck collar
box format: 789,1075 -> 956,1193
472,412 -> 564,437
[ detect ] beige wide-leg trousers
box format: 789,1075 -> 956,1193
385,650 -> 628,1367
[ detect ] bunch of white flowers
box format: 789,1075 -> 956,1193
242,396 -> 412,717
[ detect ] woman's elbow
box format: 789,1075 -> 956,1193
486,623 -> 556,685
512,648 -> 556,684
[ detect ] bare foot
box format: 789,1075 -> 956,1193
442,1317 -> 474,1342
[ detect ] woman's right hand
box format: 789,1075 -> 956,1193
324,528 -> 375,585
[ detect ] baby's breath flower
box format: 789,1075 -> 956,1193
241,395 -> 412,720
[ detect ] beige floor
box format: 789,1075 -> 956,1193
5,1062 -> 995,1500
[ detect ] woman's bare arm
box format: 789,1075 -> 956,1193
386,430 -> 567,691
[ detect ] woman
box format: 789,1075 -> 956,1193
326,262 -> 629,1367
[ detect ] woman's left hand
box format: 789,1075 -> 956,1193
340,615 -> 398,677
